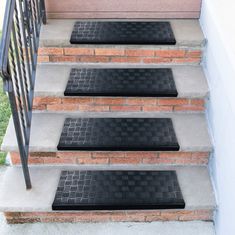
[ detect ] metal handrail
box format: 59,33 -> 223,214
0,0 -> 46,189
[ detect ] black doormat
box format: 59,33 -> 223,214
52,170 -> 185,210
57,118 -> 179,151
64,68 -> 178,97
70,22 -> 176,45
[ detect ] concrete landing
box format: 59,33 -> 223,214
0,219 -> 215,235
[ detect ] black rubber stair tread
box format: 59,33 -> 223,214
52,170 -> 185,210
70,22 -> 176,45
57,118 -> 180,151
65,68 -> 178,97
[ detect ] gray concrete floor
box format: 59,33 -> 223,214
0,218 -> 215,235
0,166 -> 215,235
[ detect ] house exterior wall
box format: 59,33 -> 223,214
45,0 -> 201,19
0,0 -> 6,29
200,0 -> 235,235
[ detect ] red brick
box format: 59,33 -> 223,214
126,98 -> 157,106
38,48 -> 63,55
110,157 -> 141,164
43,157 -> 76,164
159,152 -> 191,159
47,104 -> 79,111
4,209 -> 213,224
95,48 -> 125,56
191,152 -> 209,158
110,106 -> 141,111
94,98 -> 125,105
10,152 -> 21,164
174,105 -> 204,111
143,106 -> 173,112
158,99 -> 188,106
125,49 -> 154,57
172,58 -> 200,63
30,152 -> 56,158
64,48 -> 94,55
34,97 -> 61,105
93,152 -> 125,158
179,210 -> 212,221
125,152 -> 157,158
33,104 -> 47,110
190,99 -> 205,106
79,105 -> 109,112
146,211 -> 179,221
37,56 -> 49,63
62,98 -> 93,105
79,56 -> 109,63
110,57 -> 141,63
77,158 -> 109,164
186,50 -> 202,58
56,152 -> 92,158
143,58 -> 172,64
155,50 -> 186,58
50,56 -> 76,62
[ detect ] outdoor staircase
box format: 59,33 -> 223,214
0,4 -> 215,233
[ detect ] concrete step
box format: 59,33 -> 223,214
45,0 -> 202,19
38,19 -> 205,65
2,113 -> 212,165
33,64 -> 208,112
0,165 -> 215,223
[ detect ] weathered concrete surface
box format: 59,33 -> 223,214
0,165 -> 215,212
0,215 -> 215,235
35,64 -> 209,98
40,19 -> 205,48
2,113 -> 212,152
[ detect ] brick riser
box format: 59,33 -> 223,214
33,97 -> 205,112
10,152 -> 209,165
38,48 -> 202,64
4,209 -> 213,224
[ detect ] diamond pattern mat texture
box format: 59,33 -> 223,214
57,118 -> 180,151
70,22 -> 176,44
52,170 -> 185,210
64,68 -> 178,97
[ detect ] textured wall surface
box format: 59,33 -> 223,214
200,0 -> 235,235
0,0 -> 6,29
45,0 -> 202,19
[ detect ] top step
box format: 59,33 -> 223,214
45,0 -> 202,19
39,20 -> 205,64
40,20 -> 205,48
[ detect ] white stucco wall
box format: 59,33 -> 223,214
0,0 -> 6,30
200,0 -> 235,235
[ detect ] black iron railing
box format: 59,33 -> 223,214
0,0 -> 46,189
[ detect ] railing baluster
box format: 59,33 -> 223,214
32,0 -> 39,37
18,0 -> 33,90
22,0 -> 36,71
7,69 -> 32,189
40,0 -> 47,24
26,0 -> 37,54
12,22 -> 30,132
9,40 -> 28,144
0,0 -> 46,189
14,4 -> 31,111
